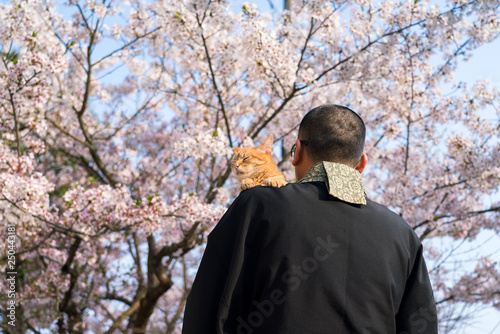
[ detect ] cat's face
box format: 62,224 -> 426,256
231,135 -> 274,181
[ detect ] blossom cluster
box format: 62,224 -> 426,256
172,128 -> 234,160
0,142 -> 54,222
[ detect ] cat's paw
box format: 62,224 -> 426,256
264,177 -> 288,188
240,179 -> 257,191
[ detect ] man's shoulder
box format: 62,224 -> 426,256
237,184 -> 416,231
237,182 -> 318,202
209,184 -> 309,239
364,197 -> 420,239
365,198 -> 405,221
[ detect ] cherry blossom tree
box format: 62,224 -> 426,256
0,0 -> 499,332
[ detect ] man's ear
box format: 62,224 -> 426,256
234,147 -> 241,153
291,139 -> 302,166
355,153 -> 368,174
259,134 -> 273,154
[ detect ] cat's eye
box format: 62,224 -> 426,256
242,157 -> 249,161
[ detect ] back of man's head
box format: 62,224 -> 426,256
298,104 -> 366,167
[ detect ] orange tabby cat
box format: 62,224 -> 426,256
231,134 -> 288,191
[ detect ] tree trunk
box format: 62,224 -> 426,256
132,281 -> 173,333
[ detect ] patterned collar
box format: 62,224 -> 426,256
298,161 -> 367,205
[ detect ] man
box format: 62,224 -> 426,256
183,104 -> 438,334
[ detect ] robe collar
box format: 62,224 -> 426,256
298,161 -> 367,205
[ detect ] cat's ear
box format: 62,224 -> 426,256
234,147 -> 241,153
259,134 -> 273,154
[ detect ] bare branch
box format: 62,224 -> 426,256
166,258 -> 190,333
104,292 -> 133,306
403,31 -> 416,175
105,289 -> 147,334
250,91 -> 297,140
8,91 -> 21,157
93,27 -> 162,67
45,115 -> 87,145
195,12 -> 233,147
133,232 -> 145,289
157,222 -> 203,259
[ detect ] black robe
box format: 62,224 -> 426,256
183,182 -> 438,334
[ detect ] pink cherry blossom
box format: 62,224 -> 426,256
0,0 -> 498,332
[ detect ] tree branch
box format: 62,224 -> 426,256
105,289 -> 147,334
58,237 -> 83,333
196,12 -> 233,147
93,27 -> 162,67
45,115 -> 87,145
8,91 -> 22,157
104,292 -> 133,306
1,194 -> 90,238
